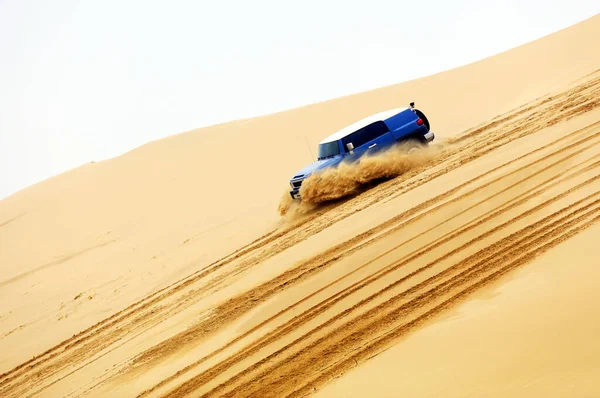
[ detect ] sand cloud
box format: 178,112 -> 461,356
279,145 -> 439,217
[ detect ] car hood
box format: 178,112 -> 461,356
290,155 -> 344,181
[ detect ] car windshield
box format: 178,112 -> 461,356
317,141 -> 340,160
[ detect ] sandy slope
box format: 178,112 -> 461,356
318,222 -> 600,398
1,14 -> 599,398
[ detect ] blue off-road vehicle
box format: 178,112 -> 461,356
289,103 -> 434,200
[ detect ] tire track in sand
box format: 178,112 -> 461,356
152,141 -> 600,397
188,189 -> 600,397
134,123 -> 600,397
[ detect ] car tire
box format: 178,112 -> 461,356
404,139 -> 425,155
408,146 -> 422,156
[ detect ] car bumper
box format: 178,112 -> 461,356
290,189 -> 301,200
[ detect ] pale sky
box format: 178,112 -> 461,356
1,1 -> 598,199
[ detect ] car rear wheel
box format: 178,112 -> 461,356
408,146 -> 422,155
403,139 -> 425,155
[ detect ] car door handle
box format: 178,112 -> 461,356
368,143 -> 377,149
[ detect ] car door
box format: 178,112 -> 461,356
341,121 -> 392,158
356,120 -> 393,155
341,127 -> 369,161
368,128 -> 394,155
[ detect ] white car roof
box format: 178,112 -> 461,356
319,107 -> 407,144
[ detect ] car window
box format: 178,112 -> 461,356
342,121 -> 390,151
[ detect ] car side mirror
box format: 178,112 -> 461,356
346,142 -> 354,155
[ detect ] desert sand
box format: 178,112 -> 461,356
1,13 -> 600,398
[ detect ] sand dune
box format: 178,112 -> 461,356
1,14 -> 600,398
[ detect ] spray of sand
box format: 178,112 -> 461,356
278,144 -> 441,217
277,190 -> 317,220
